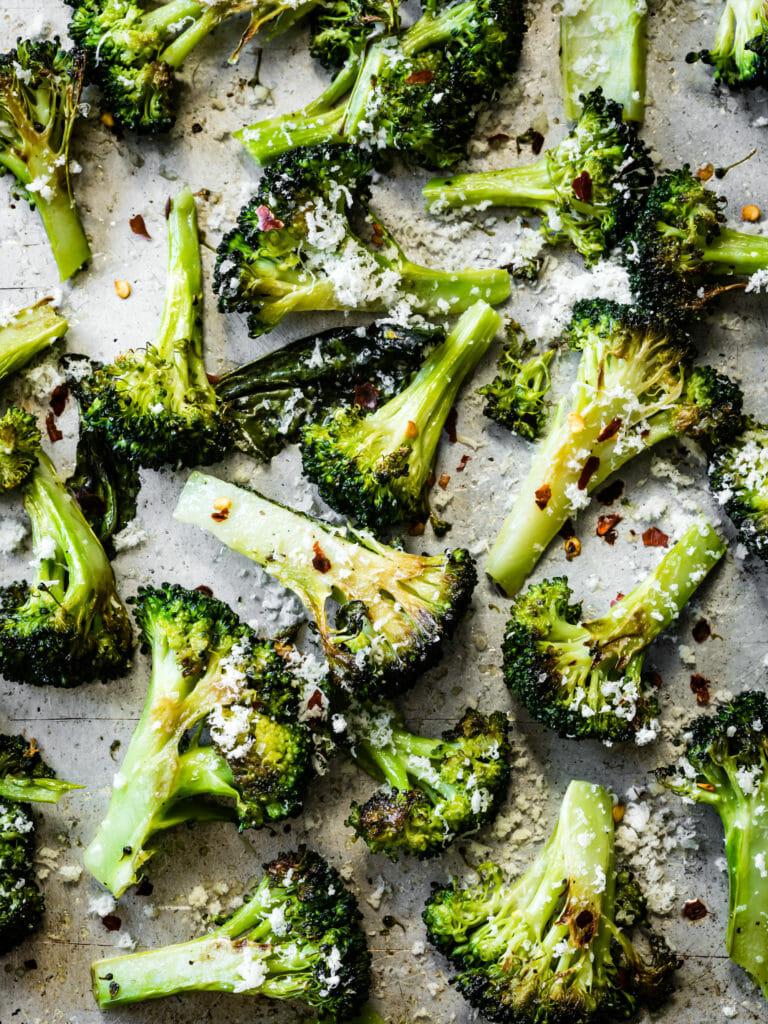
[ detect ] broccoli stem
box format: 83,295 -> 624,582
0,300 -> 67,382
396,260 -> 510,313
30,177 -> 92,282
423,159 -> 556,212
139,0 -> 204,35
0,776 -> 80,803
722,790 -> 768,994
702,227 -> 768,275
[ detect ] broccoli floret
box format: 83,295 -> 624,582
0,734 -> 79,955
174,474 -> 477,702
310,0 -> 400,70
502,520 -> 725,744
83,583 -> 313,896
687,0 -> 768,88
0,39 -> 90,280
424,89 -> 653,263
424,780 -> 680,1023
0,300 -> 68,384
236,0 -> 526,169
657,691 -> 768,996
214,144 -> 510,337
67,0 -> 322,132
91,846 -> 371,1018
622,166 -> 768,327
478,327 -> 554,441
301,302 -> 500,533
216,320 -> 443,463
0,441 -> 133,688
486,299 -> 743,596
78,187 -> 226,469
561,0 -> 648,122
710,417 -> 768,564
0,408 -> 40,494
344,704 -> 510,860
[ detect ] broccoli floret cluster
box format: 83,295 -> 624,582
0,408 -> 40,494
478,329 -> 554,441
0,300 -> 68,385
687,0 -> 768,88
710,418 -> 768,565
310,0 -> 400,69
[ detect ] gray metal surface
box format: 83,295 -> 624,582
1,0 -> 768,1021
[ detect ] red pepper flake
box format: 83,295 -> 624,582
438,474 -> 450,490
50,383 -> 69,416
353,382 -> 379,410
312,541 -> 331,573
408,522 -> 426,536
692,618 -> 711,643
405,69 -> 434,85
456,454 -> 470,472
682,899 -> 708,921
610,593 -> 625,607
256,205 -> 285,232
596,513 -> 621,545
596,479 -> 624,505
101,915 -> 121,932
307,689 -> 325,711
164,197 -> 172,219
597,417 -> 622,442
194,585 -> 213,596
488,133 -> 511,150
572,170 -> 593,202
645,670 -> 663,689
206,372 -> 220,385
370,222 -> 385,246
642,526 -> 669,547
577,456 -> 600,490
690,674 -> 711,704
559,518 -> 576,540
535,484 -> 552,510
211,510 -> 229,522
443,407 -> 458,442
426,471 -> 436,488
529,130 -> 545,155
45,412 -> 62,442
129,214 -> 151,239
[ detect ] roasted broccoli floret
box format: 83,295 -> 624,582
424,780 -> 680,1023
687,0 -> 768,88
344,703 -> 510,860
0,408 -> 41,494
174,475 -> 477,701
503,520 -> 725,744
67,0 -> 322,132
214,144 -> 510,338
0,733 -> 80,955
657,691 -> 768,997
424,89 -> 653,263
91,846 -> 370,1018
0,442 -> 133,688
0,300 -> 68,384
216,320 -> 442,462
710,417 -> 768,564
478,327 -> 554,441
78,187 -> 225,469
622,165 -> 768,327
83,583 -> 313,896
236,0 -> 526,169
561,0 -> 648,122
301,302 -> 500,533
0,39 -> 90,280
310,0 -> 400,69
486,299 -> 744,595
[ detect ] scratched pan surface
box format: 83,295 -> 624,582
2,0 -> 768,1021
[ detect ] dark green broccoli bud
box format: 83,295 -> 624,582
478,327 -> 554,441
0,408 -> 40,493
78,187 -> 226,469
174,475 -> 477,702
486,299 -> 744,595
424,89 -> 654,263
0,445 -> 133,688
301,302 -> 500,532
0,39 -> 90,280
310,0 -> 400,70
0,300 -> 68,384
502,520 -> 725,744
67,0 -> 322,132
83,583 -> 313,896
215,144 -> 509,337
344,703 -> 510,859
91,846 -> 371,1018
657,691 -> 768,997
687,0 -> 768,88
236,0 -> 526,169
424,780 -> 680,1023
561,0 -> 648,122
622,165 -> 768,327
710,417 -> 768,564
215,320 -> 443,463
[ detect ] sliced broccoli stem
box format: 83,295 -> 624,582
27,166 -> 91,281
0,775 -> 79,803
702,227 -> 768,275
139,0 -> 204,34
0,300 -> 67,382
722,790 -> 768,993
397,260 -> 511,312
424,159 -> 556,212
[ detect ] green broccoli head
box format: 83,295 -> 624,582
672,365 -> 744,445
310,0 -> 400,70
710,418 -> 768,564
687,0 -> 768,88
479,329 -> 554,441
0,407 -> 40,493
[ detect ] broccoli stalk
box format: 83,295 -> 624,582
345,704 -> 510,860
486,299 -> 743,596
424,779 -> 680,1023
423,89 -> 653,262
301,301 -> 501,533
502,520 -> 726,744
0,408 -> 41,493
174,474 -> 477,701
687,0 -> 768,88
658,691 -> 768,996
0,39 -> 90,280
91,847 -> 371,1019
0,300 -> 68,383
83,584 -> 312,897
709,417 -> 768,565
560,0 -> 648,122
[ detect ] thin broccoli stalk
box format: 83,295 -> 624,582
699,226 -> 768,274
423,159 -> 556,213
0,300 -> 67,382
0,775 -> 79,804
687,0 -> 768,87
353,729 -> 457,803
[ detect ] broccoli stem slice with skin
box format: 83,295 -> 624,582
700,226 -> 768,275
560,0 -> 647,122
0,300 -> 67,383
